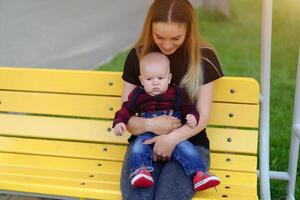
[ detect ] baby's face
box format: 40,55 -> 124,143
139,62 -> 172,96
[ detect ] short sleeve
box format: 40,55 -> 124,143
201,47 -> 224,84
122,48 -> 141,86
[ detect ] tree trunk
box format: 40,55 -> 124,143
202,0 -> 230,18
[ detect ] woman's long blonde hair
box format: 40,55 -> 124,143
134,0 -> 205,103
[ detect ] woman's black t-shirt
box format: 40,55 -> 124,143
122,45 -> 223,149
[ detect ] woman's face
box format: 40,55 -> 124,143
152,22 -> 187,55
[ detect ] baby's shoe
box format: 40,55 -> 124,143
131,167 -> 154,188
193,171 -> 220,191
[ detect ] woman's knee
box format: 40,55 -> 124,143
155,160 -> 194,200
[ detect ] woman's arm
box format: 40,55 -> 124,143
144,82 -> 215,159
121,81 -> 137,103
121,81 -> 147,135
122,81 -> 181,135
169,81 -> 214,143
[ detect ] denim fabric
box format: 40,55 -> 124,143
172,140 -> 207,175
130,133 -> 207,176
121,142 -> 210,200
130,132 -> 156,175
139,110 -> 182,119
130,110 -> 207,176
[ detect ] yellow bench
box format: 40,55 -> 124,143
0,67 -> 259,200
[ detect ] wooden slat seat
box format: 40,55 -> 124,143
0,67 -> 259,199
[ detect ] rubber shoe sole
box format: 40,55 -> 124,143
194,176 -> 220,191
131,173 -> 154,188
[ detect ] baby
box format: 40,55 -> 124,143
113,52 -> 220,191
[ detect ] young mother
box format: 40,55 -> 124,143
120,0 -> 223,199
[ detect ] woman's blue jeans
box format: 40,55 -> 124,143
121,142 -> 210,200
130,132 -> 207,176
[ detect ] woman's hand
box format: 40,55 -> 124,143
149,115 -> 181,135
144,134 -> 178,162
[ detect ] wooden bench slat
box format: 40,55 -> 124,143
0,90 -> 120,119
0,92 -> 259,127
0,113 -> 127,145
0,152 -> 122,174
0,165 -> 257,190
0,175 -> 121,200
0,165 -> 257,193
213,77 -> 259,104
0,151 -> 256,173
0,136 -> 128,161
0,68 -> 259,104
0,138 -> 257,172
0,176 -> 258,200
210,170 -> 257,188
0,168 -> 257,200
0,165 -> 120,183
0,181 -> 257,200
193,193 -> 258,200
0,67 -> 123,96
0,129 -> 258,161
0,113 -> 258,154
209,102 -> 259,128
207,128 -> 258,155
211,153 -> 257,173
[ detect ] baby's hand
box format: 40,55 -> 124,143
113,123 -> 126,136
186,114 -> 197,128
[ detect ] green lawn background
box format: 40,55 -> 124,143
97,0 -> 300,199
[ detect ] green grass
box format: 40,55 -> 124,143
98,51 -> 129,71
97,0 -> 300,199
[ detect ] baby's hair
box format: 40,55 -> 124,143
140,52 -> 170,73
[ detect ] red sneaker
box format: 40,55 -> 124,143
131,168 -> 154,188
193,171 -> 220,191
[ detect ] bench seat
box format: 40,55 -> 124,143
0,67 -> 259,200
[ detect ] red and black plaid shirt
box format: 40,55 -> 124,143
113,85 -> 199,127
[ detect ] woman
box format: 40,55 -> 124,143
120,0 -> 223,199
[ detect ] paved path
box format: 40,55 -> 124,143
0,1 -> 200,199
0,195 -> 40,200
0,0 -> 152,69
0,0 -> 201,70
